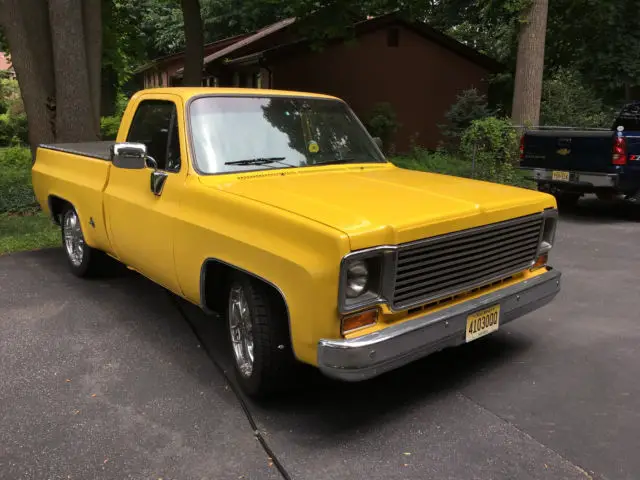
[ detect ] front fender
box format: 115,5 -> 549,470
174,183 -> 351,366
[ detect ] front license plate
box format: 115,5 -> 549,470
466,305 -> 500,343
552,170 -> 570,181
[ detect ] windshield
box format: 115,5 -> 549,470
189,95 -> 386,173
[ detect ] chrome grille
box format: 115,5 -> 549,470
392,214 -> 543,310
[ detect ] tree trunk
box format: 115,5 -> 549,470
82,0 -> 102,133
0,0 -> 56,155
511,0 -> 548,126
48,0 -> 99,142
180,0 -> 204,87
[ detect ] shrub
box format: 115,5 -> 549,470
100,115 -> 121,140
0,146 -> 37,213
541,68 -> 616,128
100,92 -> 129,140
0,112 -> 28,146
441,88 -> 495,147
460,117 -> 520,185
365,102 -> 400,153
391,148 -> 472,178
0,78 -> 24,116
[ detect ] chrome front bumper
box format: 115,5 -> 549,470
318,269 -> 561,381
521,168 -> 618,188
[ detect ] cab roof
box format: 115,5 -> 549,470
134,87 -> 341,102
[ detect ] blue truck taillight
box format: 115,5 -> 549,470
612,136 -> 627,165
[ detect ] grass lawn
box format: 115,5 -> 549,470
0,211 -> 60,255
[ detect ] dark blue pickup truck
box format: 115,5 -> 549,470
520,102 -> 640,206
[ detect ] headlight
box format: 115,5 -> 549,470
339,252 -> 391,314
538,209 -> 559,254
345,260 -> 369,298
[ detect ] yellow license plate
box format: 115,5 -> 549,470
552,170 -> 570,181
466,304 -> 500,342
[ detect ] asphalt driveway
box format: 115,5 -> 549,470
1,198 -> 639,479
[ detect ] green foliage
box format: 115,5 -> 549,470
391,149 -> 472,178
430,0 -> 640,103
365,102 -> 400,153
0,114 -> 28,147
100,116 -> 121,140
460,117 -> 521,185
102,0 -> 149,86
391,142 -> 533,189
442,88 -> 495,144
0,78 -> 24,115
425,0 -> 530,64
541,69 -> 617,128
0,78 -> 28,147
0,212 -> 60,255
100,93 -> 129,140
545,0 -> 640,101
0,147 -> 37,213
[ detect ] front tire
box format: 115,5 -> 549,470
61,206 -> 105,277
226,273 -> 295,398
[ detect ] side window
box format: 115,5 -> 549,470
126,100 -> 182,172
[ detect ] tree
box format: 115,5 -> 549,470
0,0 -> 101,153
545,0 -> 640,103
180,0 -> 204,86
511,0 -> 548,126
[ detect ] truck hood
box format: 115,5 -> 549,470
199,164 -> 555,250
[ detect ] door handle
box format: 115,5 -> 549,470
150,171 -> 168,196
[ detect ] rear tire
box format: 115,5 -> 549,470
226,273 -> 296,398
538,184 -> 580,209
596,192 -> 619,202
554,192 -> 581,208
61,206 -> 107,278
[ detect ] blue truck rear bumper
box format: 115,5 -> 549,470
521,168 -> 618,188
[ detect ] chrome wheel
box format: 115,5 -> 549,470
63,210 -> 84,267
228,285 -> 254,378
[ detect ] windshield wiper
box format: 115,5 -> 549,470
313,157 -> 359,166
224,157 -> 294,167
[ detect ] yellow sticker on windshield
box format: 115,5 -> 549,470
308,141 -> 319,153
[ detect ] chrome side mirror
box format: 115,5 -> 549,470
110,142 -> 147,169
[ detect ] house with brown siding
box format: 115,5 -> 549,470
135,13 -> 500,152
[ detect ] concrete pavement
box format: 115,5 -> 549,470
1,198 -> 638,479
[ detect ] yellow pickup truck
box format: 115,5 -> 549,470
32,87 -> 561,397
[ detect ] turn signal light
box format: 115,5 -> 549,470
531,253 -> 549,270
341,309 -> 378,335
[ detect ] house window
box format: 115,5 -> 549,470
387,28 -> 400,47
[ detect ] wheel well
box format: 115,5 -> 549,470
200,259 -> 290,323
48,196 -> 71,225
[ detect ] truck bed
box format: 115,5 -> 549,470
38,141 -> 115,161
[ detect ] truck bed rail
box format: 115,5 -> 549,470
38,141 -> 115,161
